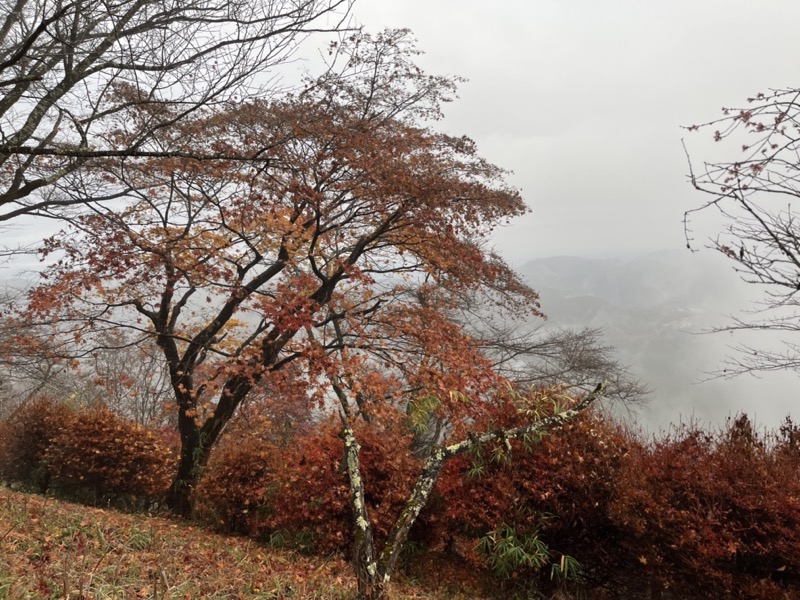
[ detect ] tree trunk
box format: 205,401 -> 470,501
342,427 -> 446,600
340,420 -> 382,599
356,581 -> 389,600
166,373 -> 257,515
166,407 -> 202,516
360,383 -> 608,597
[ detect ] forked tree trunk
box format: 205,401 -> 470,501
166,370 -> 264,515
342,383 -> 607,600
166,407 -> 242,515
167,411 -> 205,516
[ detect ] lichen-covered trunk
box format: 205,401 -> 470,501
377,448 -> 446,581
340,421 -> 381,599
345,384 -> 607,599
342,423 -> 447,599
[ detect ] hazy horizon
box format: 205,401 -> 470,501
4,1 -> 800,432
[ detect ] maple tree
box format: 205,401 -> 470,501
685,89 -> 800,376
9,30 -> 609,599
12,29 -> 533,505
0,0 -> 350,222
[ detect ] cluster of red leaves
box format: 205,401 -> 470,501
0,398 -> 177,506
195,414 -> 420,554
0,397 -> 74,490
421,409 -> 629,590
607,415 -> 800,599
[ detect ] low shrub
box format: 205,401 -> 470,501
0,396 -> 74,491
44,404 -> 177,507
265,417 -> 420,554
193,433 -> 279,534
607,415 -> 800,599
426,409 -> 630,594
195,414 -> 421,555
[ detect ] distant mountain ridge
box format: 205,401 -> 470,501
516,250 -> 797,430
2,252 -> 795,429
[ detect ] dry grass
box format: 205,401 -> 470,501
0,486 -> 482,599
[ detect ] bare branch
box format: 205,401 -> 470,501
686,88 -> 800,376
0,0 -> 353,221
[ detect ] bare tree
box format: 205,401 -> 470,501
0,290 -> 172,421
443,288 -> 648,402
480,323 -> 647,402
80,333 -> 173,425
685,88 -> 800,376
0,0 -> 350,221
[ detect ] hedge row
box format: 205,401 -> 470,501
0,397 -> 176,507
2,397 -> 799,598
193,411 -> 800,599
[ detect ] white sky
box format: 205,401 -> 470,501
351,1 -> 800,429
5,1 -> 800,428
352,0 -> 800,262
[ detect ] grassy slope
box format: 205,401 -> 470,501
0,487 -> 482,599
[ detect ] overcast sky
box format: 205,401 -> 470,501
8,1 -> 798,263
5,1 -> 800,429
353,0 -> 800,262
350,1 -> 800,430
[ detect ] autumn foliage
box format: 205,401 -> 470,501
418,406 -> 628,593
44,405 -> 177,505
4,390 -> 800,598
606,416 -> 800,599
10,31 -> 539,520
0,398 -> 176,506
6,21 -> 800,599
196,414 -> 421,554
0,396 -> 74,491
270,417 -> 421,553
186,396 -> 800,598
421,410 -> 800,599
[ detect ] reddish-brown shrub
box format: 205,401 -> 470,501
422,408 -> 800,598
265,416 -> 421,554
426,409 -> 631,589
774,415 -> 800,467
196,414 -> 421,555
0,396 -> 74,490
44,405 -> 177,505
188,396 -> 800,598
262,419 -> 352,552
608,415 -> 800,599
193,433 -> 279,534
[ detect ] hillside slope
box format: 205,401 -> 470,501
0,487 -> 482,599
